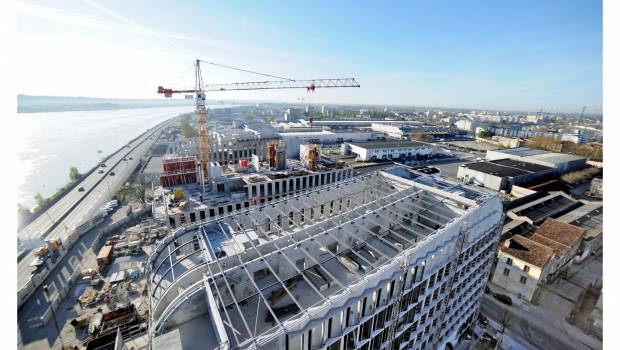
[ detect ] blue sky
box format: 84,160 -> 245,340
17,0 -> 602,112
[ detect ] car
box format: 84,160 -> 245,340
78,187 -> 85,192
101,163 -> 107,168
129,157 -> 133,160
123,158 -> 127,161
485,285 -> 490,293
109,172 -> 116,176
478,314 -> 488,326
493,293 -> 512,306
98,170 -> 104,174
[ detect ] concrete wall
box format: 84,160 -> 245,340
457,167 -> 506,191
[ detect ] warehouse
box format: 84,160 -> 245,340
485,147 -> 586,174
345,140 -> 435,161
457,158 -> 556,191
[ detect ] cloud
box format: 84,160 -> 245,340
17,1 -> 332,64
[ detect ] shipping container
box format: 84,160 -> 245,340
96,245 -> 113,269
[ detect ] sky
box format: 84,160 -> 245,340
16,0 -> 602,113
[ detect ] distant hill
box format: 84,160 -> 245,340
17,94 -> 195,113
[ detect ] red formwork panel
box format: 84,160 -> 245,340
162,156 -> 197,173
159,170 -> 197,187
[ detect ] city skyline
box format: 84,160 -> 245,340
17,0 -> 602,113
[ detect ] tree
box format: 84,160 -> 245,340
33,192 -> 47,209
17,204 -> 32,228
410,132 -> 432,142
477,129 -> 495,138
69,166 -> 81,182
179,115 -> 198,138
116,175 -> 150,204
499,309 -> 512,333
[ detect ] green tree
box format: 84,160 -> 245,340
477,130 -> 495,138
409,132 -> 432,142
33,192 -> 47,209
180,115 -> 198,138
17,204 -> 32,228
69,166 -> 81,182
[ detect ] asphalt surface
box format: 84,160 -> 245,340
17,119 -> 172,289
480,295 -> 599,350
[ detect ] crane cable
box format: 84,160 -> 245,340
198,59 -> 294,81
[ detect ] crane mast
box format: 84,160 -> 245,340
194,60 -> 210,187
157,59 -> 360,188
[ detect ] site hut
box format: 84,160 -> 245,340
346,140 -> 435,162
485,147 -> 587,174
147,165 -> 503,350
456,159 -> 555,192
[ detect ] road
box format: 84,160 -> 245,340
480,295 -> 600,350
17,118 -> 173,289
19,123 -> 163,242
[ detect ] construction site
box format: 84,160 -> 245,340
147,165 -> 503,349
17,58 -> 512,350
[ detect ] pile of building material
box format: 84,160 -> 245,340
78,288 -> 99,307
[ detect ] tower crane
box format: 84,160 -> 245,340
157,59 -> 360,186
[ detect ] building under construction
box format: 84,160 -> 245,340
147,165 -> 503,350
208,120 -> 282,165
152,144 -> 352,228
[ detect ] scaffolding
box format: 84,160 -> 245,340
146,165 -> 501,349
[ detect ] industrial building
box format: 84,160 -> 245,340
344,140 -> 435,162
299,119 -> 424,128
279,130 -> 384,158
457,159 -> 555,191
147,165 -> 503,350
485,148 -> 586,174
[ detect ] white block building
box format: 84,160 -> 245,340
346,141 -> 435,162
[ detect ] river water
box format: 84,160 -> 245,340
17,106 -> 196,208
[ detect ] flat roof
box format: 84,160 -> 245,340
148,166 -> 496,348
349,140 -> 428,149
490,147 -> 586,163
510,192 -> 583,225
461,158 -> 553,177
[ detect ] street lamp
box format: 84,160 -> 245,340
43,285 -> 65,349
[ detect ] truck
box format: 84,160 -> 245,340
32,239 -> 62,266
96,244 -> 114,271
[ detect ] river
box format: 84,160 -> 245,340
16,106 -> 198,208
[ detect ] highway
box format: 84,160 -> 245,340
17,116 -> 175,289
19,122 -> 161,242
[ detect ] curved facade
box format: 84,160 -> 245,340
148,166 -> 503,350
